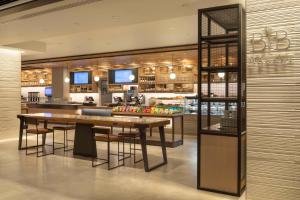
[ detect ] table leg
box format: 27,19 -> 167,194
73,123 -> 97,157
42,121 -> 48,146
139,127 -> 149,172
172,117 -> 175,142
159,126 -> 168,163
138,125 -> 168,172
18,117 -> 24,150
181,115 -> 184,145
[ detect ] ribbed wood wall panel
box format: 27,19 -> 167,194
0,48 -> 21,134
247,0 -> 300,200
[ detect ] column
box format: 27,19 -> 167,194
0,47 -> 21,135
52,67 -> 69,101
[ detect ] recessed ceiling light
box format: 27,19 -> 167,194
112,15 -> 120,21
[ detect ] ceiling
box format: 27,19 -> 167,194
0,0 -> 244,61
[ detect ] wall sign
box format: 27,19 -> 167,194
248,27 -> 293,66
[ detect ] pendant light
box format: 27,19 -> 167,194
94,76 -> 100,82
64,77 -> 70,83
169,55 -> 176,80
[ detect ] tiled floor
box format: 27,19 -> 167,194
0,130 -> 246,200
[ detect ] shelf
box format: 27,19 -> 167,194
201,66 -> 238,72
21,84 -> 51,87
201,33 -> 238,44
200,97 -> 238,102
199,131 -> 238,137
139,82 -> 156,85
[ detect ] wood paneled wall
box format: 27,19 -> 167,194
0,48 -> 21,135
246,0 -> 300,199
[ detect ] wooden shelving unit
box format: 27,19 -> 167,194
108,84 -> 124,93
137,65 -> 196,93
69,84 -> 96,93
21,68 -> 52,87
138,66 -> 156,93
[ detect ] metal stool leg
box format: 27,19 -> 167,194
36,133 -> 39,157
25,131 -> 28,155
52,129 -> 54,155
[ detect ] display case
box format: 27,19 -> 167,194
149,97 -> 185,107
184,96 -> 198,114
197,4 -> 246,196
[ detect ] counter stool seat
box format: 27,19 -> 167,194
92,126 -> 124,170
53,124 -> 76,152
52,125 -> 75,131
118,131 -> 143,164
95,135 -> 120,142
24,118 -> 54,157
92,126 -> 111,134
27,128 -> 53,134
118,131 -> 139,138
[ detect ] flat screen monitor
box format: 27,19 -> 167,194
45,87 -> 52,97
109,69 -> 138,84
115,69 -> 134,83
71,71 -> 91,85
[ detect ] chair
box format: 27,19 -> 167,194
118,128 -> 143,164
24,117 -> 54,157
82,108 -> 113,135
91,127 -> 124,170
52,123 -> 76,152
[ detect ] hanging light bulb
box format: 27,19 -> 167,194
64,77 -> 70,83
39,78 -> 45,84
169,55 -> 176,80
94,76 -> 100,82
169,72 -> 176,80
218,72 -> 225,79
129,74 -> 135,81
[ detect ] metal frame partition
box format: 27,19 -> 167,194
197,4 -> 246,196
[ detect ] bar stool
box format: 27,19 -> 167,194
52,123 -> 76,152
118,129 -> 143,164
24,118 -> 54,157
92,126 -> 124,170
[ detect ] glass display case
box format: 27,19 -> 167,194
184,96 -> 198,114
148,97 -> 185,107
184,97 -> 237,115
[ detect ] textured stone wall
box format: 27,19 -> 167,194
0,48 -> 21,135
246,0 -> 300,199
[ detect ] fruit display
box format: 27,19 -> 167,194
112,105 -> 183,115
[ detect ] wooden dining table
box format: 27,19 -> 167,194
17,113 -> 170,172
